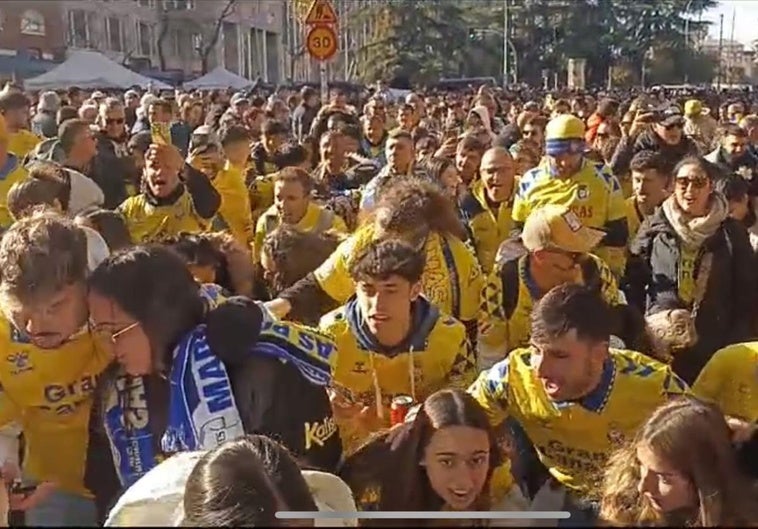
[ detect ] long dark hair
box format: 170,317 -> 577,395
183,435 -> 318,526
339,389 -> 501,525
88,245 -> 205,373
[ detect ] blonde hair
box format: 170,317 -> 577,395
599,397 -> 758,527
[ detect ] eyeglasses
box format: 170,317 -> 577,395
675,176 -> 709,189
545,247 -> 584,264
106,118 -> 125,125
90,320 -> 139,346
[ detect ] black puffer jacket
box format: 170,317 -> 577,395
626,207 -> 756,383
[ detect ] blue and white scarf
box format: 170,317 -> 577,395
104,313 -> 335,487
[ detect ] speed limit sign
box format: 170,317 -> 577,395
306,25 -> 338,61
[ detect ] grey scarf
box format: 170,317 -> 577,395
661,193 -> 728,248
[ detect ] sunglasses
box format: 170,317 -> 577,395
675,176 -> 709,189
545,247 -> 584,264
106,118 -> 125,125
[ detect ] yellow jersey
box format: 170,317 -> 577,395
254,202 -> 348,261
211,161 -> 255,246
313,223 -> 484,323
0,321 -> 111,496
479,252 -> 621,364
8,130 -> 42,159
468,348 -> 689,498
459,182 -> 513,274
625,196 -> 643,244
248,175 -> 275,225
512,159 -> 628,276
319,297 -> 476,455
693,342 -> 758,422
0,154 -> 28,228
119,189 -> 210,243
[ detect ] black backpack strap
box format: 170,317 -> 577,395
500,257 -> 521,321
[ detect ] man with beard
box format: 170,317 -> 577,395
705,124 -> 758,197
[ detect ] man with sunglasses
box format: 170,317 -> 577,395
480,204 -> 624,367
632,105 -> 698,167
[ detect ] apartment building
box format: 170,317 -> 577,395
0,1 -> 65,80
701,38 -> 756,84
58,0 -> 285,82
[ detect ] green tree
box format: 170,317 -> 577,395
351,0 -> 471,84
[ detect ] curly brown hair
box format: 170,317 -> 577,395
0,210 -> 87,308
373,178 -> 467,242
261,225 -> 343,325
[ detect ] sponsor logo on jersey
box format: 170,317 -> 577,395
7,352 -> 32,375
576,184 -> 590,201
304,416 -> 338,450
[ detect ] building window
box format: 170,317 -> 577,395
173,0 -> 194,9
137,0 -> 153,7
68,10 -> 90,48
0,9 -> 4,32
106,17 -> 122,52
20,10 -> 46,36
137,22 -> 153,56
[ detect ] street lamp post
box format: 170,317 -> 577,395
684,0 -> 694,83
503,0 -> 509,87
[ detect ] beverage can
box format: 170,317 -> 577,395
390,395 -> 414,425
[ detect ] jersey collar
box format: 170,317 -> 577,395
552,357 -> 615,413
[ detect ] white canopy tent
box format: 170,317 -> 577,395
183,67 -> 252,91
24,50 -> 170,90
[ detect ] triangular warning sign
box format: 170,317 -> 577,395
305,0 -> 338,25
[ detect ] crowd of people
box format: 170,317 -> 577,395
0,77 -> 754,527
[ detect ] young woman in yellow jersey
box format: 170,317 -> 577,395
339,389 -> 526,527
84,245 -> 342,521
267,179 -> 483,345
599,397 -> 758,527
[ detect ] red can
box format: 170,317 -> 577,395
390,395 -> 414,425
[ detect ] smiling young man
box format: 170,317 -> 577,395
469,284 -> 690,524
318,239 -> 476,455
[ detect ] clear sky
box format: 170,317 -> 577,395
703,0 -> 758,45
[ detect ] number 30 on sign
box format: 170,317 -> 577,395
306,25 -> 338,61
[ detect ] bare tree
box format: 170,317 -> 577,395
196,0 -> 237,74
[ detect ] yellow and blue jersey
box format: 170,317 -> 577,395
319,296 -> 476,455
512,159 -> 628,276
693,341 -> 758,423
468,348 -> 689,498
0,320 -> 111,496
